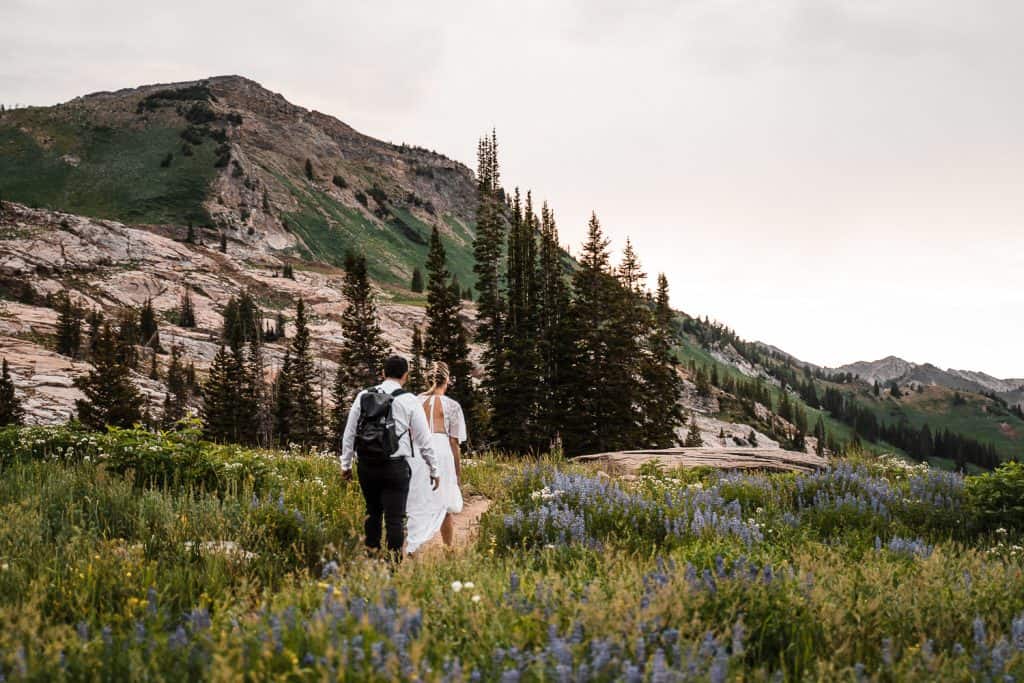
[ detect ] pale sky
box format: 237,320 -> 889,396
2,0 -> 1022,377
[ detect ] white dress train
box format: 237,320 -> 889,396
405,395 -> 465,553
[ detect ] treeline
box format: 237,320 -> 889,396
471,134 -> 683,455
821,387 -> 999,468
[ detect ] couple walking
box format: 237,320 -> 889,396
339,355 -> 465,559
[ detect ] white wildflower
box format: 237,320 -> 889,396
471,595 -> 481,603
451,581 -> 463,593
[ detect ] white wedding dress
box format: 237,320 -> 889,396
405,394 -> 465,553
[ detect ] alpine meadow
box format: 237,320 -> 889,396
0,12 -> 1023,680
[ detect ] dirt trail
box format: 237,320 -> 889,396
419,495 -> 492,554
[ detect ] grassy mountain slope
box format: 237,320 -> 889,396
0,76 -> 478,287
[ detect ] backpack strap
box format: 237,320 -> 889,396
388,387 -> 414,457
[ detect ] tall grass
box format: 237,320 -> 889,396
0,425 -> 1021,680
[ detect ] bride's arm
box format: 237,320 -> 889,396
450,437 -> 462,486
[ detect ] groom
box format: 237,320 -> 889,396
340,355 -> 439,560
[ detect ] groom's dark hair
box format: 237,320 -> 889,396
383,355 -> 409,379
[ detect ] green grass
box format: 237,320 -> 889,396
1,424 -> 1023,679
0,117 -> 216,226
277,172 -> 476,288
858,388 -> 1024,461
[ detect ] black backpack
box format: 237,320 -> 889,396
354,387 -> 409,461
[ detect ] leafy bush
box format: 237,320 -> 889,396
968,461 -> 1024,532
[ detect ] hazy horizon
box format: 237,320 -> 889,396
3,0 -> 1022,377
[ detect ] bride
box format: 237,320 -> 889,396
405,361 -> 465,553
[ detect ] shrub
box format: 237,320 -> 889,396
967,461 -> 1024,532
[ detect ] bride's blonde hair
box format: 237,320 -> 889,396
426,360 -> 450,394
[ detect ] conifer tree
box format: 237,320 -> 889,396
285,299 -> 323,446
637,273 -> 684,447
472,131 -> 505,427
410,267 -> 424,293
179,288 -> 196,328
161,344 -> 190,427
115,308 -> 140,370
330,253 -> 389,443
562,213 -> 636,454
491,190 -> 543,453
186,223 -> 196,244
55,293 -> 83,359
220,233 -> 228,253
222,290 -> 260,349
243,337 -> 270,445
272,349 -> 293,445
83,309 -> 103,358
139,298 -> 161,351
424,226 -> 475,425
201,345 -> 246,442
75,324 -> 144,430
0,358 -> 24,427
814,415 -> 827,456
684,414 -> 704,447
407,326 -> 426,395
535,202 -> 571,447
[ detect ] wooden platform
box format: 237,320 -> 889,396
572,447 -> 827,474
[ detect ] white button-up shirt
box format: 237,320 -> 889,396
340,379 -> 438,478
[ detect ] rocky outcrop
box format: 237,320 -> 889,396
0,201 -> 439,423
573,447 -> 827,474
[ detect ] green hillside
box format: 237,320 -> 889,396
0,77 -> 481,289
0,113 -> 216,226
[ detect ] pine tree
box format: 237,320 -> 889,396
562,213 -> 637,454
330,253 -> 390,444
162,344 -> 190,427
814,415 -> 827,456
115,308 -> 140,370
472,131 -> 505,434
139,298 -> 161,351
684,414 -> 703,447
75,324 -> 144,430
179,288 -> 196,328
410,267 -> 424,293
242,337 -> 270,445
220,233 -> 228,253
201,345 -> 246,442
186,223 -> 196,244
490,190 -> 544,453
285,299 -> 323,447
272,349 -> 294,445
55,292 -> 83,359
305,158 -> 315,180
0,358 -> 24,427
424,226 -> 475,427
274,312 -> 286,340
638,274 -> 684,447
408,326 -> 426,395
535,201 -> 571,448
222,290 -> 260,349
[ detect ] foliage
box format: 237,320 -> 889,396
0,428 -> 1021,679
967,461 -> 1024,533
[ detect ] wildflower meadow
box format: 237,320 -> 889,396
0,424 -> 1022,680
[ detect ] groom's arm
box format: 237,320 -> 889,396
339,395 -> 362,472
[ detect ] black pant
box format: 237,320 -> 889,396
356,458 -> 411,559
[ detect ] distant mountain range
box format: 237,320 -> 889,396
830,356 -> 1024,407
